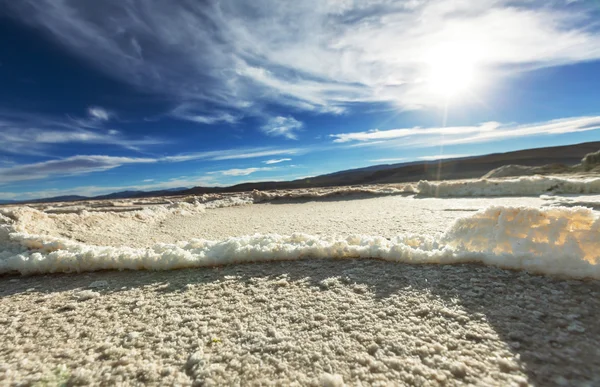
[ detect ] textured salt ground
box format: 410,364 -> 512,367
1,261 -> 599,386
2,194 -> 600,386
33,195 -> 546,248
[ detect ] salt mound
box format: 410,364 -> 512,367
417,176 -> 600,197
482,164 -> 572,179
251,186 -> 408,203
582,149 -> 600,171
482,165 -> 538,179
1,206 -> 598,279
249,177 -> 599,201
202,196 -> 253,209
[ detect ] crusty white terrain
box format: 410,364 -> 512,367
416,175 -> 600,197
2,260 -> 599,386
1,195 -> 598,278
1,180 -> 600,386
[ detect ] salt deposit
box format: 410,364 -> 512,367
201,195 -> 253,209
417,175 -> 600,197
243,176 -> 600,200
0,196 -> 254,238
5,259 -> 598,386
2,193 -> 253,220
2,180 -> 599,279
1,205 -> 598,279
251,185 -> 409,202
482,164 -> 573,179
541,194 -> 600,210
2,190 -> 599,386
6,177 -> 599,230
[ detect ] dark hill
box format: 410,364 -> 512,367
181,141 -> 600,194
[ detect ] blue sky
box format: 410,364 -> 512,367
1,0 -> 600,200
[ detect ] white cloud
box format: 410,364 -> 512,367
171,104 -> 240,125
347,141 -> 387,148
331,116 -> 600,147
263,158 -> 292,164
0,111 -> 161,155
7,1 -> 599,113
213,149 -> 300,161
181,113 -> 239,125
0,128 -> 157,151
369,158 -> 407,163
418,154 -> 471,161
0,155 -> 156,184
0,146 -> 301,185
3,176 -> 221,200
261,117 -> 303,139
0,192 -> 19,200
218,167 -> 274,176
331,122 -> 499,143
163,147 -> 301,163
88,106 -> 110,121
0,157 -> 14,166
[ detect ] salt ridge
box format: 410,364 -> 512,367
417,175 -> 600,197
1,206 -> 598,279
251,186 -> 407,202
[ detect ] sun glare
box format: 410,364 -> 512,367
425,42 -> 480,99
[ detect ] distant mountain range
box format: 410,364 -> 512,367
0,187 -> 190,205
2,141 -> 599,205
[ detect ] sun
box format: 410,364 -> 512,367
425,42 -> 480,99
428,60 -> 475,98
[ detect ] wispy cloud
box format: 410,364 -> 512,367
0,127 -> 159,155
88,106 -> 110,121
0,146 -> 302,185
369,158 -> 407,163
163,147 -> 301,163
0,157 -> 15,166
217,167 -> 275,176
263,158 -> 292,164
331,122 -> 499,143
171,104 -> 240,125
0,192 -> 19,200
4,176 -> 221,200
6,1 -> 600,114
0,155 -> 156,184
0,110 -> 161,155
69,106 -> 114,129
261,116 -> 303,139
331,116 -> 600,147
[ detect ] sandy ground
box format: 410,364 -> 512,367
1,194 -> 600,386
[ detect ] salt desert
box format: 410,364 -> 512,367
1,176 -> 600,385
4,0 -> 600,385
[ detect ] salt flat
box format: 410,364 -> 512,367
1,181 -> 600,386
18,195 -> 545,247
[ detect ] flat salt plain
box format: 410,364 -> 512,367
1,177 -> 600,386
